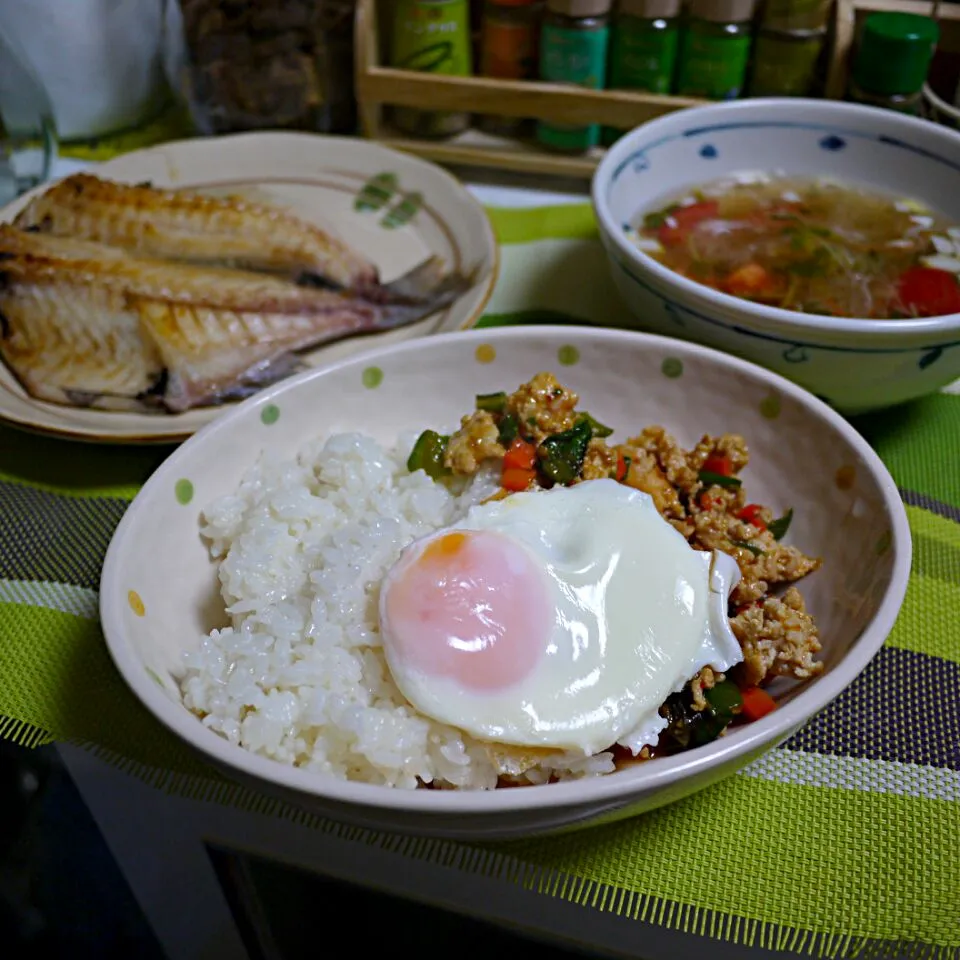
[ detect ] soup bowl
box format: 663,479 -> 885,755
100,326 -> 911,840
592,98 -> 960,414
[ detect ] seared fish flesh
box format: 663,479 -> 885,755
0,226 -> 459,413
15,173 -> 382,291
0,226 -> 376,315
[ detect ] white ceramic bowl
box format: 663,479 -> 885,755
592,99 -> 960,414
100,327 -> 911,840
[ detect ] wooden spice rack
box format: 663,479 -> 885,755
354,0 -> 707,178
355,0 -> 960,179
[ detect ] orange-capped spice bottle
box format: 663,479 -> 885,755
479,0 -> 542,135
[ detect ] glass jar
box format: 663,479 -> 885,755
675,0 -> 756,101
848,12 -> 939,116
167,0 -> 357,136
479,0 -> 541,136
390,0 -> 473,139
537,0 -> 612,153
603,0 -> 681,145
760,0 -> 832,32
0,26 -> 58,206
748,27 -> 826,97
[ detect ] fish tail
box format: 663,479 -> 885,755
351,256 -> 478,309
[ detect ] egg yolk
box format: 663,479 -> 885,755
381,530 -> 552,692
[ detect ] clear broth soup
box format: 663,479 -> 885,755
632,175 -> 960,319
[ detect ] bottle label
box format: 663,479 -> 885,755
676,32 -> 751,100
392,0 -> 473,76
537,23 -> 609,151
609,20 -> 679,94
482,18 -> 539,79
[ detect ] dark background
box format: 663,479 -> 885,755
0,740 -> 596,960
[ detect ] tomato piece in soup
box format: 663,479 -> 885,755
897,266 -> 960,318
657,201 -> 720,247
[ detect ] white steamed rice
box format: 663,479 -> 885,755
181,431 -> 616,790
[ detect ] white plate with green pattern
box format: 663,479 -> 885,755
0,132 -> 498,444
100,326 -> 911,840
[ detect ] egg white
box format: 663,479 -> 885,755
379,479 -> 743,756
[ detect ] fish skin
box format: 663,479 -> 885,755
0,226 -> 463,413
133,297 -> 390,413
14,173 -> 380,291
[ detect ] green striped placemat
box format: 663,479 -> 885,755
0,203 -> 957,958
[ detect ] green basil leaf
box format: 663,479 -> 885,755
576,411 -> 614,439
768,508 -> 794,541
730,538 -> 764,557
538,419 -> 592,485
698,470 -> 742,488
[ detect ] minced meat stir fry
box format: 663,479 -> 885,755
408,373 -> 824,760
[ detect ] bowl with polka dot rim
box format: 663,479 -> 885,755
592,98 -> 960,414
99,326 -> 911,840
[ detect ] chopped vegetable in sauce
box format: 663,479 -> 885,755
538,418 -> 593,485
476,391 -> 508,413
407,429 -> 450,480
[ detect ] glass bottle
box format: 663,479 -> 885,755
848,12 -> 939,116
537,0 -> 612,153
0,26 -> 58,207
603,0 -> 681,145
675,0 -> 757,101
747,27 -> 826,97
479,0 -> 542,137
391,0 -> 474,139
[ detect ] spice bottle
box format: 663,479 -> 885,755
675,0 -> 757,101
747,27 -> 826,97
848,12 -> 939,115
760,0 -> 831,32
537,0 -> 612,153
603,0 -> 681,146
479,0 -> 542,136
390,0 -> 473,138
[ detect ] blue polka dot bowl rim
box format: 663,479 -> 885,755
100,325 -> 911,840
591,98 -> 960,414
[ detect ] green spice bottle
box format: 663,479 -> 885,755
390,0 -> 474,139
537,0 -> 612,153
603,0 -> 681,146
747,27 -> 826,97
675,0 -> 757,101
848,12 -> 939,116
761,0 -> 832,32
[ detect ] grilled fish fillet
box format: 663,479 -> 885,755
0,277 -> 163,411
0,226 -> 373,315
14,173 -> 380,291
0,226 -> 460,412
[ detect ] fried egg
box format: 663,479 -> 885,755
378,479 -> 743,756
